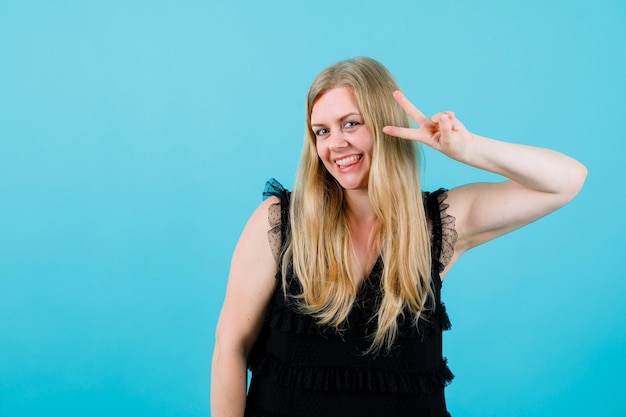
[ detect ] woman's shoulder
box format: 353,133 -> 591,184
262,178 -> 291,263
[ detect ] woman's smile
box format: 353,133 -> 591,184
335,154 -> 362,169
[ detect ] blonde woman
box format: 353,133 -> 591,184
211,57 -> 587,417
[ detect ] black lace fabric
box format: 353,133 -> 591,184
264,179 -> 287,264
425,189 -> 458,272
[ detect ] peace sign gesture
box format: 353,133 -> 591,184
382,91 -> 475,163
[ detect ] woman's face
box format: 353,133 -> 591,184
311,86 -> 374,191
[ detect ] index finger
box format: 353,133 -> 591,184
392,90 -> 429,126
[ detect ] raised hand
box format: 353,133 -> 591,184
382,90 -> 475,163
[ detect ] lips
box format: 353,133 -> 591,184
335,154 -> 362,169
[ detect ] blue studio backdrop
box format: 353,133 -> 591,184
1,1 -> 625,416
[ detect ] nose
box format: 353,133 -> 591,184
328,132 -> 348,152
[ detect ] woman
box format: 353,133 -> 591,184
211,57 -> 587,417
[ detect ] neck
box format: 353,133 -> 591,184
344,188 -> 380,275
344,188 -> 376,224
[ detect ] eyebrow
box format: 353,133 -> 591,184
311,112 -> 362,127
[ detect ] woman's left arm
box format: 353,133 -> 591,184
383,91 -> 588,254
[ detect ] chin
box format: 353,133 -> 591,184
338,179 -> 368,191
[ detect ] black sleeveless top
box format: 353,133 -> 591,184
246,179 -> 457,417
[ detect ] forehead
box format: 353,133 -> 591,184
310,86 -> 360,123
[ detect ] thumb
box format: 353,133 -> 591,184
439,113 -> 454,136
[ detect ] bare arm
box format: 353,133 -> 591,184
384,91 -> 587,264
444,136 -> 587,254
211,197 -> 279,417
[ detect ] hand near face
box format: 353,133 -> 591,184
382,91 -> 475,163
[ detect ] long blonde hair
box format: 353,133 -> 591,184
283,57 -> 433,353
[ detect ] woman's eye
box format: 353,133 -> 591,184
315,128 -> 329,137
345,121 -> 360,128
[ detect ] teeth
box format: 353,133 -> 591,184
336,155 -> 360,167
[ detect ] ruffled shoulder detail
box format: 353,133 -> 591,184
263,178 -> 288,201
263,179 -> 291,265
249,352 -> 453,396
424,189 -> 458,274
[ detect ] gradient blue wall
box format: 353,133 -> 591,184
1,1 -> 624,416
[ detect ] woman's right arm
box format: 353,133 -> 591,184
211,197 -> 280,417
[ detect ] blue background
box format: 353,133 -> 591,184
1,0 -> 624,416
